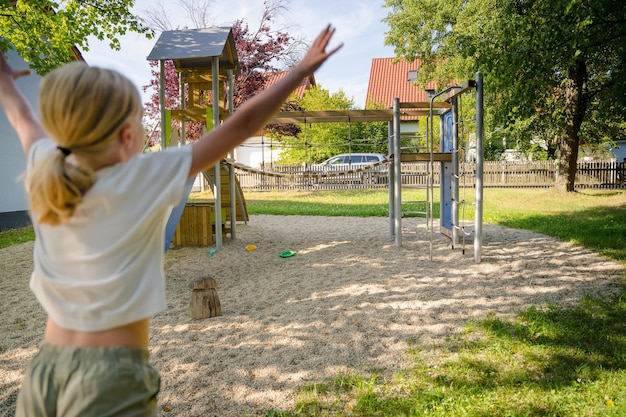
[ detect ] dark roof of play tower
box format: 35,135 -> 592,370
147,26 -> 239,74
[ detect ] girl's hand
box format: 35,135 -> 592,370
0,51 -> 32,83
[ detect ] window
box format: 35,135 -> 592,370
327,156 -> 346,165
407,69 -> 418,82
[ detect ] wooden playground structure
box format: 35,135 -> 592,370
148,27 -> 248,249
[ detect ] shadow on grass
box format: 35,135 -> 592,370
479,296 -> 626,383
394,294 -> 626,415
496,204 -> 626,263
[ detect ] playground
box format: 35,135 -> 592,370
0,23 -> 624,416
1,214 -> 622,416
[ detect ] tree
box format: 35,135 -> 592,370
0,0 -> 152,74
142,0 -> 306,144
279,87 -> 389,164
140,0 -> 215,31
383,0 -> 626,191
230,15 -> 305,107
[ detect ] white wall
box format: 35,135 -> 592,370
234,135 -> 283,167
0,49 -> 40,228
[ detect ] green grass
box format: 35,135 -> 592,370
0,225 -> 34,249
3,188 -> 626,416
481,189 -> 626,263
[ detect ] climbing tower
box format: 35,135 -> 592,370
148,27 -> 247,249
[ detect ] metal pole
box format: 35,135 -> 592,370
425,113 -> 430,234
428,97 -> 434,261
159,60 -> 166,151
179,73 -> 186,146
212,57 -> 222,249
439,115 -> 444,234
474,72 -> 484,263
388,119 -> 395,237
393,98 -> 402,247
451,98 -> 459,248
227,69 -> 237,239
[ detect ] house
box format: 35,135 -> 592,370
365,57 -> 439,136
0,46 -> 84,231
366,57 -> 438,107
233,71 -> 315,167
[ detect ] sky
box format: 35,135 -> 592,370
81,0 -> 395,109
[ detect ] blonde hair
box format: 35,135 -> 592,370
26,62 -> 142,225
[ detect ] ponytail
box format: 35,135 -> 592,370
26,149 -> 95,225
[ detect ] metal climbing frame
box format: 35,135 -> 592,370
450,84 -> 476,257
389,72 -> 484,263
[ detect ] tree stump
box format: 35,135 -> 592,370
188,277 -> 221,319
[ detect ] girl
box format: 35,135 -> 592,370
0,25 -> 341,417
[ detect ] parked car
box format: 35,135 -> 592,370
308,153 -> 389,184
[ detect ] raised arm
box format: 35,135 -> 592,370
188,24 -> 343,178
0,51 -> 47,155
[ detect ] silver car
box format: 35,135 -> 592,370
309,153 -> 389,184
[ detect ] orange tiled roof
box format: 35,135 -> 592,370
263,71 -> 316,99
365,57 -> 438,109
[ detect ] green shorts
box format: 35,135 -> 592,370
16,342 -> 160,417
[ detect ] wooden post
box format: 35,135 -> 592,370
188,277 -> 221,319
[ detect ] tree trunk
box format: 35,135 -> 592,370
555,59 -> 588,192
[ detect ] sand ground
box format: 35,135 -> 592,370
1,215 -> 623,416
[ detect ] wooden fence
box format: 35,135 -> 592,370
231,160 -> 626,191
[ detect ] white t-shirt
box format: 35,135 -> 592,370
27,139 -> 193,332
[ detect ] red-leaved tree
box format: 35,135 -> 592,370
142,0 -> 306,144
